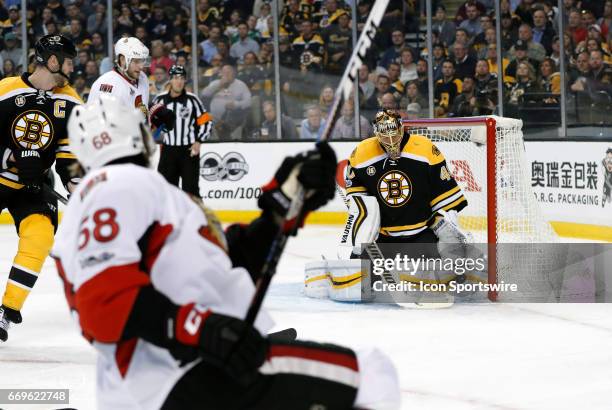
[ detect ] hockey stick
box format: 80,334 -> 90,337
245,0 -> 390,326
42,184 -> 68,205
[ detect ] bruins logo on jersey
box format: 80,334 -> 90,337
378,170 -> 412,207
12,110 -> 54,150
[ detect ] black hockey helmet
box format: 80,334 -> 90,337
35,35 -> 77,68
168,64 -> 186,77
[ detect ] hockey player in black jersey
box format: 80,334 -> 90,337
0,35 -> 81,342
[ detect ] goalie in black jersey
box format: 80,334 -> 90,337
340,109 -> 470,258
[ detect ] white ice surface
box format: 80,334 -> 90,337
0,224 -> 611,410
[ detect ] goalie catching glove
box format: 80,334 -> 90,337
259,141 -> 337,234
432,209 -> 473,260
168,303 -> 267,383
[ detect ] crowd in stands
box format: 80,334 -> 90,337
5,0 -> 612,140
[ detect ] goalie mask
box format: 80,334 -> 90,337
373,109 -> 403,160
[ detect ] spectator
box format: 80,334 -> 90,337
66,18 -> 90,50
238,51 -> 268,134
2,5 -> 20,34
532,8 -> 556,55
74,49 -> 89,73
202,64 -> 252,140
459,2 -> 483,38
510,24 -> 547,62
280,0 -> 309,38
514,0 -> 535,26
405,102 -> 422,120
170,34 -> 190,60
117,3 -> 135,36
149,40 -> 173,73
568,9 -> 587,45
485,44 -> 511,82
260,99 -> 298,140
449,76 -> 477,117
292,19 -> 325,73
506,40 -> 541,79
455,0 -> 487,25
474,59 -> 498,106
215,40 -> 235,66
380,92 -> 398,110
146,5 -> 170,42
476,28 -> 497,59
450,29 -> 472,58
200,25 -> 221,65
196,0 -> 221,32
435,59 -> 463,117
202,54 -> 223,86
300,105 -> 326,140
33,7 -> 56,38
569,51 -> 592,89
364,74 -> 391,114
379,29 -> 406,69
358,64 -> 375,101
2,58 -> 15,78
415,58 -> 430,96
597,1 -> 612,37
387,62 -> 405,101
84,59 -> 99,88
453,42 -> 477,80
323,10 -> 351,75
539,57 -> 561,95
506,61 -> 540,110
401,80 -> 428,112
474,13 -> 495,52
588,49 -> 612,84
47,0 -> 66,25
72,70 -> 90,100
432,5 -> 456,47
245,15 -> 261,42
319,85 -> 335,116
224,10 -> 242,41
90,32 -> 106,64
230,22 -> 260,64
150,66 -> 168,100
500,12 -> 518,51
331,100 -> 372,139
399,48 -> 418,84
432,43 -> 447,81
134,25 -> 149,48
255,2 -> 271,38
1,32 -> 23,70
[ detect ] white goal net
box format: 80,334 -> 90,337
403,116 -> 562,301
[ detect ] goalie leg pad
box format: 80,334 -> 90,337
304,259 -> 363,301
338,195 -> 380,259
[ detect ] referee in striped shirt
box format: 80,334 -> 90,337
153,65 -> 212,196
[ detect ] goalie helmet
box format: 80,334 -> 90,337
68,95 -> 155,172
373,109 -> 403,160
114,37 -> 150,78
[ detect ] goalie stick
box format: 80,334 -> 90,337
245,0 -> 390,326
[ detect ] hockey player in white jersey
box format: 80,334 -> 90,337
89,37 -> 174,131
52,95 -> 400,410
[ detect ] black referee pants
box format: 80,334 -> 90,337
157,145 -> 200,196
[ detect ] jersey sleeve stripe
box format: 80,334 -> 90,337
75,262 -> 150,343
346,186 -> 367,195
431,190 -> 466,213
57,138 -> 70,145
430,185 -> 461,207
51,94 -> 82,105
440,196 -> 467,213
56,152 -> 77,159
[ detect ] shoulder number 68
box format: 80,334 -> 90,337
78,208 -> 120,250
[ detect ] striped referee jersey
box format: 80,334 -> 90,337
153,90 -> 212,146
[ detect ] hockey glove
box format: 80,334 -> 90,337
171,303 -> 268,383
14,150 -> 44,191
150,103 -> 175,132
258,141 -> 337,233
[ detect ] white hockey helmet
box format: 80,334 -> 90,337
114,36 -> 150,73
68,95 -> 156,172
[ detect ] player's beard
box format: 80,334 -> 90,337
54,72 -> 68,88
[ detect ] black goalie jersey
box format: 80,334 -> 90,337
0,73 -> 81,190
346,133 -> 467,238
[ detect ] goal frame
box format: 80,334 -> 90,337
402,116 -> 501,300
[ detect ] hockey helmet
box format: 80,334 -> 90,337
35,35 -> 77,70
68,95 -> 156,172
114,37 -> 150,75
169,64 -> 186,77
373,109 -> 403,160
